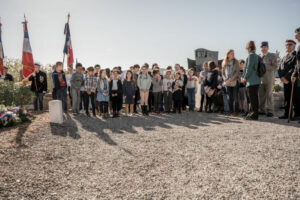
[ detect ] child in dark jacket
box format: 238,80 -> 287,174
152,70 -> 163,114
123,70 -> 136,116
172,72 -> 183,113
204,61 -> 219,113
109,70 -> 123,117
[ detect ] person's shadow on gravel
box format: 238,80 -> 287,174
50,113 -> 81,139
73,114 -> 117,146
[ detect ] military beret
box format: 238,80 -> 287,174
285,39 -> 296,45
260,41 -> 269,47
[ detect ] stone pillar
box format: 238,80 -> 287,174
49,100 -> 63,124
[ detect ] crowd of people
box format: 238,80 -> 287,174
1,28 -> 299,123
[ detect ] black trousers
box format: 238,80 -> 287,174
247,85 -> 259,116
153,92 -> 162,112
173,100 -> 182,113
134,89 -> 140,112
284,82 -> 300,117
111,94 -> 122,113
148,91 -> 153,112
33,92 -> 44,111
83,92 -> 96,115
206,94 -> 216,111
99,101 -> 108,113
80,91 -> 84,110
200,94 -> 206,109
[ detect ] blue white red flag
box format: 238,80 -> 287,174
63,21 -> 74,68
22,20 -> 34,77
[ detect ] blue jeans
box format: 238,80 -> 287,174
187,88 -> 195,111
226,85 -> 239,113
56,86 -> 68,111
222,87 -> 230,113
33,92 -> 44,111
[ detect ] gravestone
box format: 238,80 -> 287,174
195,48 -> 218,72
49,100 -> 63,124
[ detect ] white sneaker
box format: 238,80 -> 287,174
80,109 -> 85,114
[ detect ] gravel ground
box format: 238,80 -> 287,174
0,111 -> 299,200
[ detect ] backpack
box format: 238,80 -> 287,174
256,55 -> 266,77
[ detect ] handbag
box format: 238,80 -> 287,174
204,86 -> 215,97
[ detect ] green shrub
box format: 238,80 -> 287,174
0,82 -> 33,106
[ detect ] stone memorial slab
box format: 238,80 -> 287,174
49,100 -> 63,124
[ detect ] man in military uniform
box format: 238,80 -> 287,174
291,27 -> 300,123
258,41 -> 278,117
278,39 -> 297,119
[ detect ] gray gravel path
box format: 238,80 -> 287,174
0,112 -> 299,199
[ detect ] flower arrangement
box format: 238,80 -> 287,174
0,105 -> 35,128
273,84 -> 282,93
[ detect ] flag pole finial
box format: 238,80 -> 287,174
23,14 -> 27,23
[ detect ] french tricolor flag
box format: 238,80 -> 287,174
63,18 -> 74,68
22,19 -> 34,78
0,21 -> 4,75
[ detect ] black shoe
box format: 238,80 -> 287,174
86,113 -> 90,117
198,107 -> 203,112
242,112 -> 248,117
278,115 -> 288,119
266,113 -> 274,117
245,113 -> 258,120
258,112 -> 266,115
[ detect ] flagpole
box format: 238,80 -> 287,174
62,13 -> 70,70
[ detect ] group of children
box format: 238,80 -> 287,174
52,62 -> 200,118
50,57 -> 249,118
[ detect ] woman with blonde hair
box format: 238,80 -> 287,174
222,49 -> 240,115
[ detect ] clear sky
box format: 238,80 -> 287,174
0,0 -> 299,69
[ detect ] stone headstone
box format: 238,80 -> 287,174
195,48 -> 218,72
49,100 -> 63,124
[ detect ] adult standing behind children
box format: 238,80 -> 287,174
70,63 -> 83,115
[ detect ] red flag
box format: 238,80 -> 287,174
0,21 -> 4,75
22,19 -> 34,78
